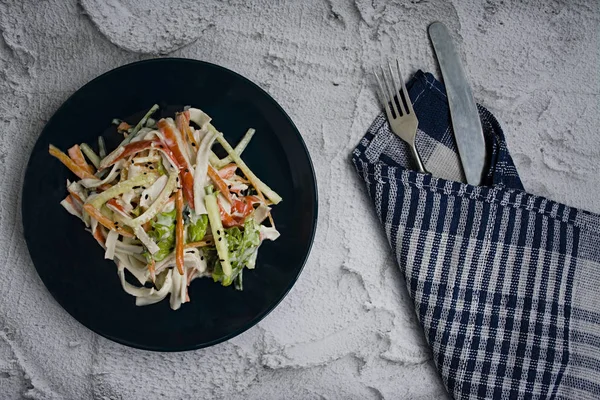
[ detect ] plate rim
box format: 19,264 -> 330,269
21,57 -> 319,352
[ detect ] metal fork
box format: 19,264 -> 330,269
375,60 -> 426,173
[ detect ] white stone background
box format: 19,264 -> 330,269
0,0 -> 598,399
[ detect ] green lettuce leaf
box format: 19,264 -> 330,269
188,214 -> 208,243
212,218 -> 261,288
144,209 -> 177,262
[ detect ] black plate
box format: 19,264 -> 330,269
22,58 -> 318,351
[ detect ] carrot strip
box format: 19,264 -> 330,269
148,258 -> 156,283
92,224 -> 105,246
176,112 -> 197,148
101,140 -> 153,168
49,145 -> 96,180
83,204 -> 134,238
175,190 -> 184,275
185,128 -> 197,148
68,145 -> 94,174
184,240 -> 213,249
208,165 -> 232,203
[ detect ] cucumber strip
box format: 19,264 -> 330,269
208,125 -> 282,204
204,186 -> 232,284
98,136 -> 107,158
88,174 -> 154,209
209,151 -> 221,166
121,104 -> 159,146
215,128 -> 255,168
80,143 -> 101,168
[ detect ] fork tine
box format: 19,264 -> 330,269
374,70 -> 394,120
388,61 -> 406,116
381,65 -> 401,119
396,59 -> 414,115
374,70 -> 387,107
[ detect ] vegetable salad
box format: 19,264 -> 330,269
50,105 -> 281,310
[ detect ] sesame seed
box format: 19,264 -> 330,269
217,230 -> 220,235
149,166 -> 154,170
131,160 -> 134,164
228,185 -> 231,189
200,256 -> 204,260
218,237 -> 222,241
143,172 -> 147,175
145,194 -> 149,200
191,143 -> 196,147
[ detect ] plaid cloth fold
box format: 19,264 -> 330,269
352,71 -> 600,399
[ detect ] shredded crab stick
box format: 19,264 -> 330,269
101,140 -> 154,169
100,140 -> 153,168
217,163 -> 237,179
158,118 -> 196,208
176,111 -> 197,154
52,105 -> 281,310
68,144 -> 94,174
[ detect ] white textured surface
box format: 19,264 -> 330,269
0,0 -> 598,398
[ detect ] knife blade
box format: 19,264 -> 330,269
428,21 -> 486,186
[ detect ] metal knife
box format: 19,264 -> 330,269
428,21 -> 486,186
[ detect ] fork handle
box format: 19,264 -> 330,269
409,143 -> 427,174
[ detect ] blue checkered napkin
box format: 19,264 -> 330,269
352,71 -> 600,399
